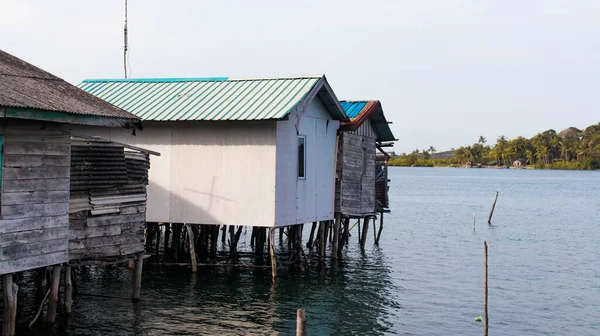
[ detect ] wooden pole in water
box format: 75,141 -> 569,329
332,214 -> 341,260
296,308 -> 307,336
132,252 -> 144,302
488,191 -> 499,224
343,217 -> 350,245
46,265 -> 61,323
221,225 -> 227,245
319,221 -> 325,261
3,273 -> 17,336
307,222 -> 317,248
357,218 -> 362,243
64,266 -> 73,315
164,223 -> 171,257
186,224 -> 197,272
360,216 -> 370,251
375,212 -> 384,245
484,241 -> 489,336
269,228 -> 276,281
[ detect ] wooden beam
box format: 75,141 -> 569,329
2,273 -> 17,336
132,252 -> 143,302
46,265 -> 61,323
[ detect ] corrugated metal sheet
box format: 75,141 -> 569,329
78,76 -> 347,121
339,100 -> 396,142
0,49 -> 140,123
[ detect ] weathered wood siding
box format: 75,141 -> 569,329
68,140 -> 148,261
335,132 -> 377,216
0,122 -> 70,275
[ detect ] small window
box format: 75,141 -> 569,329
298,135 -> 306,179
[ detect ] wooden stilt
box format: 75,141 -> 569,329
210,225 -> 219,258
3,273 -> 17,336
33,268 -> 47,322
132,252 -> 144,302
145,222 -> 154,252
229,226 -> 237,262
221,225 -> 227,245
186,224 -> 197,272
164,223 -> 171,257
269,228 -> 276,281
328,220 -> 333,243
296,308 -> 307,336
373,215 -> 377,243
279,227 -> 284,245
319,221 -> 325,261
156,223 -> 161,255
484,241 -> 489,336
360,216 -> 370,251
343,217 -> 350,245
375,212 -> 384,244
307,222 -> 317,248
64,266 -> 73,315
46,265 -> 61,323
250,227 -> 257,248
332,214 -> 341,260
488,191 -> 499,224
357,218 -> 362,243
170,223 -> 181,261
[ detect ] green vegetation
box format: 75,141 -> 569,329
390,122 -> 600,170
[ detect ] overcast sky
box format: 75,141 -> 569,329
1,0 -> 599,153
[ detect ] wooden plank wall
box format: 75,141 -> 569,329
0,123 -> 70,275
69,141 -> 148,262
335,132 -> 376,217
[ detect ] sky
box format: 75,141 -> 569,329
1,0 -> 599,153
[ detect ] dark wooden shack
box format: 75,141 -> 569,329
335,100 -> 396,250
0,49 -> 142,332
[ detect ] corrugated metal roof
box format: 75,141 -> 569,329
78,76 -> 347,121
0,49 -> 141,125
340,100 -> 396,142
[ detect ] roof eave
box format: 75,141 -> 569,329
2,106 -> 143,129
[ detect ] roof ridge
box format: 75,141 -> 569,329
82,75 -> 325,84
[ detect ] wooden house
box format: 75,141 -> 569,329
76,76 -> 347,228
336,100 -> 396,247
0,49 -> 144,329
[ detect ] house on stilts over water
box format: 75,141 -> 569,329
336,100 -> 396,251
0,48 -> 155,333
77,75 -> 349,276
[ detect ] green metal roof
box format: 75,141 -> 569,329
78,76 -> 347,122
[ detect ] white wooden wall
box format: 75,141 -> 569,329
274,98 -> 339,226
73,122 -> 278,226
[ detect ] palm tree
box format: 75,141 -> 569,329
428,145 -> 436,158
478,136 -> 487,145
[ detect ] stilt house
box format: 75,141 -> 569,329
76,76 -> 348,228
336,101 -> 396,218
0,49 -> 142,276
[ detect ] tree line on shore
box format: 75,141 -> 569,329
390,122 -> 600,170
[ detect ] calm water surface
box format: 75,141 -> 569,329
16,168 -> 600,335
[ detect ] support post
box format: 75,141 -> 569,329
484,241 -> 489,336
357,218 -> 362,243
318,221 -> 325,261
156,223 -> 161,256
296,308 -> 307,336
186,224 -> 197,272
132,252 -> 144,302
164,223 -> 171,257
360,216 -> 370,251
221,225 -> 227,244
375,212 -> 384,245
488,191 -> 499,224
307,222 -> 317,248
332,214 -> 341,260
269,228 -> 276,281
64,266 -> 73,315
46,265 -> 61,323
342,217 -> 350,245
3,273 -> 17,336
210,225 -> 219,258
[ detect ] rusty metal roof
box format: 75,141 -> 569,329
340,100 -> 396,142
0,49 -> 141,127
78,76 -> 348,122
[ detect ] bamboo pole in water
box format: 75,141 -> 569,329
488,191 -> 499,224
186,224 -> 197,272
484,241 -> 489,336
296,309 -> 307,336
332,214 -> 341,260
64,266 -> 73,314
3,273 -> 17,336
269,228 -> 276,281
360,216 -> 370,251
46,265 -> 61,323
375,212 -> 384,245
132,252 -> 144,302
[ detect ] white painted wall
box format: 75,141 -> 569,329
73,122 -> 277,226
274,98 -> 339,226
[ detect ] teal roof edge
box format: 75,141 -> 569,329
81,77 -> 229,83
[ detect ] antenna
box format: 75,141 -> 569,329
124,0 -> 128,79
